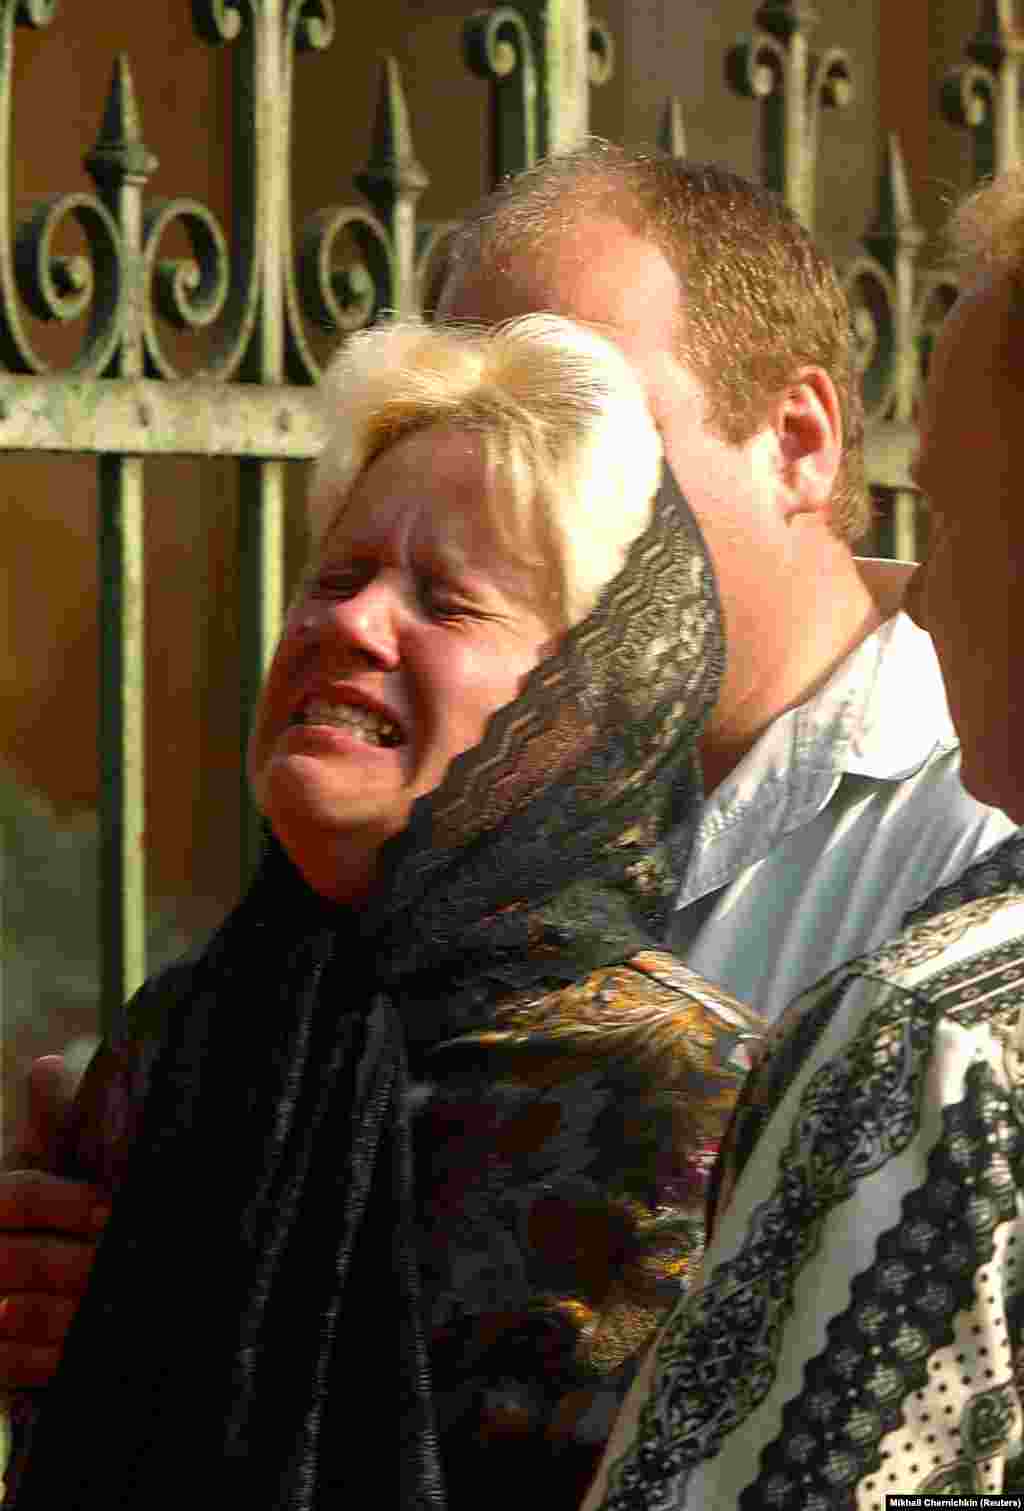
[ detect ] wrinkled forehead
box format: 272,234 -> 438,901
315,425 -> 490,551
309,427 -> 549,610
318,498 -> 497,577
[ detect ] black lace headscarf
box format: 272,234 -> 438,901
17,466 -> 724,1510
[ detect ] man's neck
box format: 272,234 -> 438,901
699,555 -> 903,798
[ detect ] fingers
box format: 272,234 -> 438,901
0,1293 -> 78,1345
0,1336 -> 67,1390
23,1057 -> 79,1167
0,1068 -> 106,1395
0,1172 -> 105,1353
0,1231 -> 99,1298
0,1171 -> 109,1238
0,1170 -> 106,1394
3,1057 -> 79,1173
0,1252 -> 95,1390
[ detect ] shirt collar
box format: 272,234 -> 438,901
675,612 -> 958,905
803,609 -> 957,781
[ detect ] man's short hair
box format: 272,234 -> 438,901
947,168 -> 1024,289
445,141 -> 870,543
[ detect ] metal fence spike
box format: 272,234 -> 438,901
659,96 -> 687,159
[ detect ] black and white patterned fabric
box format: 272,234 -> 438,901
585,828 -> 1024,1510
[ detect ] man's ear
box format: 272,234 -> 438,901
772,367 -> 843,520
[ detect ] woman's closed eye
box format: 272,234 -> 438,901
419,581 -> 490,622
308,562 -> 491,623
309,565 -> 371,599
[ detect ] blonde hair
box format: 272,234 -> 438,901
444,141 -> 870,543
310,313 -> 663,628
947,168 -> 1024,285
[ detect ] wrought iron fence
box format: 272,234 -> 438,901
0,0 -> 1018,1035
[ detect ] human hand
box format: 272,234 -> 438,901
0,1057 -> 109,1390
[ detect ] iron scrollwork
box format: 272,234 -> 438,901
297,208 -> 381,338
844,134 -> 934,557
292,55 -> 430,379
9,193 -> 123,372
588,16 -> 614,88
184,0 -> 339,383
941,0 -> 1024,181
141,200 -> 231,379
0,1 -> 125,373
0,0 -> 343,383
291,54 -> 460,354
727,0 -> 854,231
0,0 -> 614,391
844,254 -> 899,423
464,7 -> 539,184
844,138 -> 928,426
464,0 -> 613,191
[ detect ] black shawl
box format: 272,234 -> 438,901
15,469 -> 725,1509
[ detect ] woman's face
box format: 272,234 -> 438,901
248,425 -> 560,902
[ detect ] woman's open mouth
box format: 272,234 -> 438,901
292,697 -> 404,749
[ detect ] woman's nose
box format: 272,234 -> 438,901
322,577 -> 402,669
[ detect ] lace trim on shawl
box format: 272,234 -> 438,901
595,836 -> 1024,1511
362,470 -> 725,994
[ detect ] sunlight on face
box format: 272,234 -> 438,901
248,426 -> 560,902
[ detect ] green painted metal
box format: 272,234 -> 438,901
464,7 -> 540,182
539,0 -> 588,156
239,459 -> 286,883
941,0 -> 1024,181
727,0 -> 853,231
0,374 -> 324,455
296,59 -> 448,340
0,0 -> 124,374
355,56 -> 430,320
659,97 -> 687,160
860,136 -> 927,563
87,54 -> 154,1028
232,1 -> 296,885
464,0 -> 612,187
98,455 -> 147,1030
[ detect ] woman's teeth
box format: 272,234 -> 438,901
298,698 -> 402,747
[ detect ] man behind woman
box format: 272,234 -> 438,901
438,142 -> 1013,1014
584,168 -> 1024,1508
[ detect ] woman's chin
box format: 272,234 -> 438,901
255,761 -> 413,903
253,727 -> 407,816
255,736 -> 402,819
265,809 -> 383,905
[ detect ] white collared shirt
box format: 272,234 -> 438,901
666,609 -> 1016,1021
